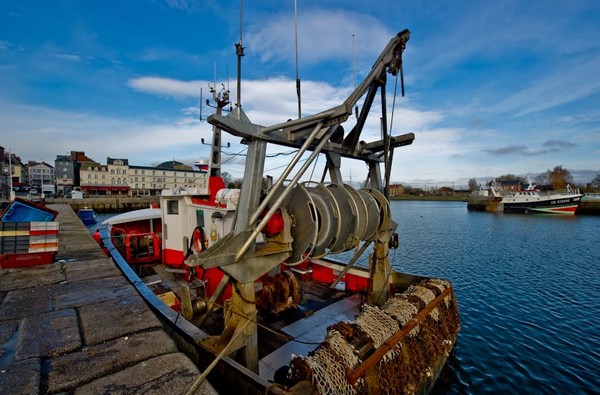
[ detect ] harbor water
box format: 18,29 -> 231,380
87,201 -> 599,394
389,200 -> 599,394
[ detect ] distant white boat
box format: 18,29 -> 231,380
490,176 -> 582,214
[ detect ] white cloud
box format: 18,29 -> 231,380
0,101 -> 215,167
2,66 -> 453,183
246,8 -> 393,66
52,53 -> 82,62
4,0 -> 599,187
494,55 -> 600,116
127,76 -> 204,99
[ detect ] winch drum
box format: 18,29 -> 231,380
303,183 -> 340,259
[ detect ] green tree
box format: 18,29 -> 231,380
547,165 -> 573,190
496,174 -> 523,182
228,178 -> 242,188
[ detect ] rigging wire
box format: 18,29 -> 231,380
266,150 -> 298,158
265,157 -> 308,173
222,149 -> 299,159
221,146 -> 248,165
383,72 -> 400,193
220,147 -> 301,173
308,153 -> 320,181
353,34 -> 359,120
201,295 -> 324,346
389,72 -> 399,140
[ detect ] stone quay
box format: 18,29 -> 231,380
0,204 -> 216,394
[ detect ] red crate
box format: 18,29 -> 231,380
311,264 -> 334,284
0,251 -> 56,268
344,273 -> 370,292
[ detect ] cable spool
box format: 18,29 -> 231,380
273,183 -> 391,263
270,184 -> 318,265
256,270 -> 301,312
343,184 -> 383,243
357,189 -> 380,241
362,188 -> 391,233
325,184 -> 358,253
302,183 -> 340,259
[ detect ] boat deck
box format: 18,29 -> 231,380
259,293 -> 361,381
134,259 -> 366,383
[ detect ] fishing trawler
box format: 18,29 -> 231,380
469,175 -> 582,214
493,175 -> 582,214
99,29 -> 460,394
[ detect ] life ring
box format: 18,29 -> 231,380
191,226 -> 207,254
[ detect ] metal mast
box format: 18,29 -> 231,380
295,0 -> 301,118
235,0 -> 245,113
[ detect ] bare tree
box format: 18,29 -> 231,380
221,171 -> 232,186
468,178 -> 479,192
533,172 -> 549,186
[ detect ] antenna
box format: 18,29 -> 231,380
199,87 -> 203,121
295,0 -> 301,118
353,34 -> 357,89
400,57 -> 405,97
226,64 -> 230,92
349,165 -> 353,184
235,0 -> 245,112
201,138 -> 230,149
226,64 -> 232,112
353,34 -> 359,120
8,148 -> 14,201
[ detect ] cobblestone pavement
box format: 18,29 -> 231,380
0,204 -> 216,394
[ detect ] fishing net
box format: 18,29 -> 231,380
297,337 -> 362,395
288,278 -> 461,394
355,304 -> 399,348
381,295 -> 419,337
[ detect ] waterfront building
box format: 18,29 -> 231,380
54,151 -> 96,196
75,156 -> 207,197
129,161 -> 207,197
79,161 -> 120,195
1,147 -> 26,198
388,183 -> 405,196
71,151 -> 96,187
27,161 -> 54,192
498,179 -> 522,191
4,148 -> 207,199
55,154 -> 76,196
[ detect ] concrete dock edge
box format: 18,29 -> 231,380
0,204 -> 217,394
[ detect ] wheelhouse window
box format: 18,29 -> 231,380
167,200 -> 179,215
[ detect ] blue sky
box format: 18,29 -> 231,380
1,0 -> 599,188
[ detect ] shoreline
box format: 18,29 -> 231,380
390,194 -> 468,202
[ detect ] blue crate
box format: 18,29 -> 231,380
1,199 -> 57,222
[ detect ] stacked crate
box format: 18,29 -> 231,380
0,198 -> 59,268
0,222 -> 59,267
